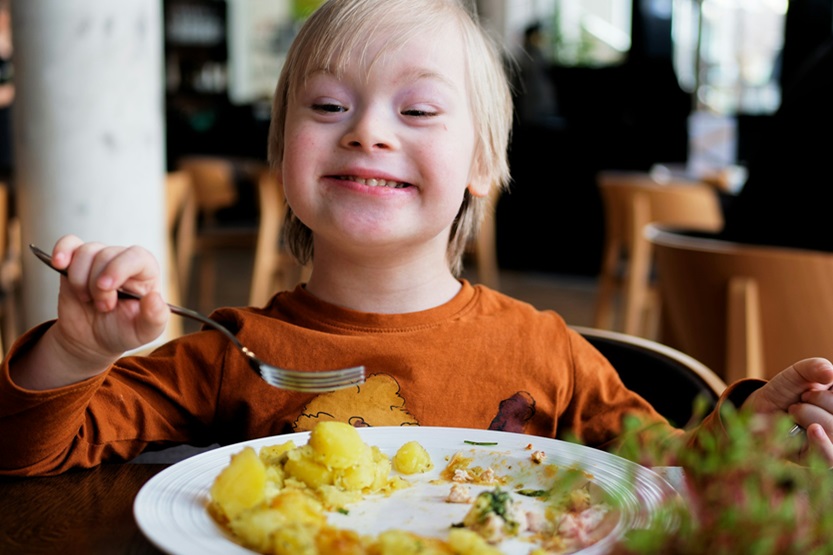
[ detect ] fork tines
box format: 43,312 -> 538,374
261,365 -> 366,393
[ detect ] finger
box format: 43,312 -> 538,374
755,358 -> 833,412
84,245 -> 161,313
86,246 -> 129,312
793,358 -> 833,390
51,234 -> 85,270
789,400 -> 833,436
93,245 -> 161,297
806,423 -> 833,467
63,242 -> 108,305
801,386 -> 833,408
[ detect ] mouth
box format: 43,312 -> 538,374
336,176 -> 411,189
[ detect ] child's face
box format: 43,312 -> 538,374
278,20 -> 480,262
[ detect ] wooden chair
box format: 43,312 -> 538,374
0,182 -> 20,354
648,224 -> 833,383
177,156 -> 258,313
163,171 -> 198,339
593,171 -> 724,338
574,325 -> 727,428
248,167 -> 310,307
463,186 -> 501,290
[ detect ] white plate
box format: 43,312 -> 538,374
134,427 -> 679,555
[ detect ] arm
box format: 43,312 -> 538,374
0,327 -> 230,476
10,235 -> 169,390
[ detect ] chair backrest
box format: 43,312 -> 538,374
164,171 -> 199,339
464,185 -> 501,290
594,171 -> 724,337
648,223 -> 833,383
248,167 -> 310,307
0,182 -> 21,353
165,171 -> 197,297
176,156 -> 237,216
573,325 -> 727,428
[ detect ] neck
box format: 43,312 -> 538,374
304,245 -> 462,314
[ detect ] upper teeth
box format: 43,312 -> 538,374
350,177 -> 405,188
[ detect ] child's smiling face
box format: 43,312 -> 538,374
278,19 -> 481,262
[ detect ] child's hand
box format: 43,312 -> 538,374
743,357 -> 833,465
11,235 -> 169,390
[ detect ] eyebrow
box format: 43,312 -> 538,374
393,67 -> 458,92
302,63 -> 459,93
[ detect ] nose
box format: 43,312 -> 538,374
340,105 -> 398,152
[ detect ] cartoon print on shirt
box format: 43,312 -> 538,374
294,374 -> 419,431
294,374 -> 534,433
488,391 -> 536,432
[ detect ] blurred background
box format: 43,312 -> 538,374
157,0 -> 833,276
1,0 -> 832,336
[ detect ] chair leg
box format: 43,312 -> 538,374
593,239 -> 622,330
475,209 -> 500,290
198,250 -> 216,315
726,277 -> 764,382
623,193 -> 651,336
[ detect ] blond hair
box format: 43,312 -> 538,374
268,0 -> 513,275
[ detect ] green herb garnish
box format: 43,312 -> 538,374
464,440 -> 498,446
516,489 -> 548,498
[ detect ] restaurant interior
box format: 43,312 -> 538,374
2,0 -> 832,361
3,1 -> 833,554
159,0 -> 832,278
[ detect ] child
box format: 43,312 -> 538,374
1,0 -> 832,477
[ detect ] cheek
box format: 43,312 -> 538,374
432,135 -> 478,189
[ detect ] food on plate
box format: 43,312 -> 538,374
459,488 -> 528,543
210,422 -> 407,518
207,426 -> 619,555
441,451 -> 507,485
393,440 -> 435,474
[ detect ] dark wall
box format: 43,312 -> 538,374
496,3 -> 691,276
497,0 -> 832,277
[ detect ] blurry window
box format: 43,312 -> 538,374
672,0 -> 787,115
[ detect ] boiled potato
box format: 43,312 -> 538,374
309,421 -> 370,469
370,529 -> 455,555
447,528 -> 504,555
269,488 -> 326,525
393,440 -> 434,475
316,526 -> 366,555
270,522 -> 319,555
284,445 -> 334,488
259,440 -> 295,466
210,447 -> 267,520
336,455 -> 376,491
228,508 -> 289,553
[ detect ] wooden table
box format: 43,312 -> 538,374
0,464 -> 168,554
0,462 -> 689,554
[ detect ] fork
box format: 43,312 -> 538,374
29,244 -> 365,393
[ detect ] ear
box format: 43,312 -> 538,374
466,164 -> 492,198
467,181 -> 491,198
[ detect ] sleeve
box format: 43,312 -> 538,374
0,322 -> 228,476
557,329 -> 673,448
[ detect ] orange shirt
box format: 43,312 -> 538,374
0,281 -> 733,476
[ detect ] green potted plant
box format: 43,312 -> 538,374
612,403 -> 833,555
